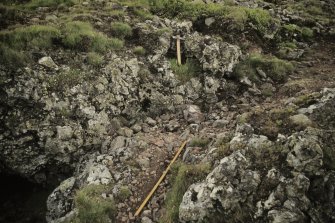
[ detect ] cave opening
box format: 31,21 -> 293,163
0,172 -> 53,223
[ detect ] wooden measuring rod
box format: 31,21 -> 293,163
134,140 -> 188,217
173,35 -> 185,66
176,35 -> 182,65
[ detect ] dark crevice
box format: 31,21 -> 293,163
141,98 -> 151,112
191,191 -> 198,202
0,172 -> 53,223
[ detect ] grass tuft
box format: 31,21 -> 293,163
87,52 -> 103,67
282,24 -> 314,41
0,25 -> 60,49
189,137 -> 210,148
169,58 -> 202,83
110,22 -> 132,39
234,53 -> 294,83
159,162 -> 211,223
47,69 -> 85,91
117,186 -> 132,202
133,46 -> 146,55
27,0 -> 75,9
62,21 -> 123,52
74,184 -> 116,223
0,43 -> 28,68
134,8 -> 154,20
150,0 -> 276,35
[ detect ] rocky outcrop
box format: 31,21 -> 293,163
185,32 -> 241,76
1,0 -> 334,222
179,123 -> 335,223
179,89 -> 335,223
0,17 -> 242,187
46,153 -> 115,222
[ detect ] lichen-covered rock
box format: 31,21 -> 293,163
289,114 -> 313,128
286,129 -> 323,176
310,88 -> 335,129
179,123 -> 335,223
183,104 -> 205,124
185,32 -> 241,76
46,177 -> 76,222
38,56 -> 59,70
46,154 -> 114,222
179,150 -> 261,222
1,49 -> 188,183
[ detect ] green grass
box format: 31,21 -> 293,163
278,42 -> 297,49
277,41 -> 298,58
109,37 -> 124,49
134,9 -> 154,20
189,137 -> 210,148
294,92 -> 321,107
159,162 -> 211,223
107,9 -> 126,17
116,186 -> 132,202
247,8 -> 273,34
234,53 -> 294,83
282,24 -> 314,41
150,0 -> 276,34
0,4 -> 18,23
87,52 -> 103,67
0,22 -> 123,68
61,21 -> 123,52
110,22 -> 132,39
225,8 -> 248,30
26,0 -> 75,9
0,24 -> 60,68
119,0 -> 151,8
301,27 -> 314,39
0,43 -> 28,68
169,58 -> 202,83
0,0 -> 75,8
133,46 -> 146,55
155,27 -> 173,36
47,69 -> 85,91
73,184 -> 116,223
0,25 -> 60,49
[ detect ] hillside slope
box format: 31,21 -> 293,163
0,0 -> 334,223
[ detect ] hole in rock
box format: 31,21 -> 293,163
0,172 -> 53,223
191,191 -> 198,202
141,98 -> 151,112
